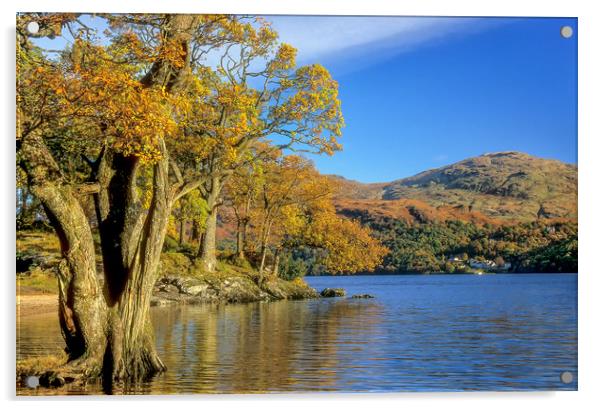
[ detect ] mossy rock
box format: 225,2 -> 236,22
160,252 -> 193,276
320,288 -> 346,297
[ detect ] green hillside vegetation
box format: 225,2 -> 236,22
320,151 -> 578,274
337,211 -> 577,274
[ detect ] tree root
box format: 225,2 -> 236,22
36,355 -> 102,388
20,349 -> 166,390
14,351 -> 104,389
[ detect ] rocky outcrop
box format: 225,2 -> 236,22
262,279 -> 319,300
152,275 -> 318,306
320,288 -> 346,297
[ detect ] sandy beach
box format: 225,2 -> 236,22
16,294 -> 57,317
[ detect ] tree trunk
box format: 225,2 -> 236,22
241,195 -> 251,258
196,232 -> 205,258
191,220 -> 199,244
236,219 -> 245,259
98,150 -> 172,380
200,206 -> 218,272
259,243 -> 268,282
17,13 -> 200,385
242,218 -> 249,256
179,219 -> 185,246
21,136 -> 173,383
188,219 -> 194,243
273,248 -> 281,278
258,219 -> 273,283
19,132 -> 107,374
199,176 -> 221,272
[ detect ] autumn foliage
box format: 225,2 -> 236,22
225,150 -> 387,280
16,13 -> 385,383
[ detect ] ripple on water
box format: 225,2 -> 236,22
17,274 -> 577,394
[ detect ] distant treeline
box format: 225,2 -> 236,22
301,211 -> 577,275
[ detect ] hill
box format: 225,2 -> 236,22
331,152 -> 577,224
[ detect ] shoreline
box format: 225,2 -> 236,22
17,273 -> 321,318
308,271 -> 579,277
17,294 -> 58,317
17,271 -> 578,318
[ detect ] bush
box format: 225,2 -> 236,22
279,254 -> 308,281
163,235 -> 180,252
226,254 -> 252,270
160,252 -> 192,276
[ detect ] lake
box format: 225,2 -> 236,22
17,273 -> 577,394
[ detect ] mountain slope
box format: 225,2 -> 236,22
331,152 -> 577,223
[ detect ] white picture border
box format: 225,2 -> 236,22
3,1 -> 600,408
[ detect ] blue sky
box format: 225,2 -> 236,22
266,16 -> 578,183
31,15 -> 578,183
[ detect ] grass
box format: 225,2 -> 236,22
162,248 -> 262,279
16,353 -> 67,379
17,268 -> 58,294
17,231 -> 311,297
16,231 -> 60,256
160,251 -> 193,276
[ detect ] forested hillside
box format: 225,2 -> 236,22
324,151 -> 578,273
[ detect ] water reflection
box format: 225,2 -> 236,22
17,274 -> 577,394
153,299 -> 383,393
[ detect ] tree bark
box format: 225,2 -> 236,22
196,232 -> 205,258
241,195 -> 251,258
272,248 -> 281,278
199,176 -> 222,272
188,219 -> 195,243
179,219 -> 185,246
97,147 -> 172,380
191,220 -> 199,243
19,132 -> 108,374
17,13 -> 205,385
22,145 -> 173,383
200,206 -> 218,272
258,219 -> 273,283
234,194 -> 251,260
236,219 -> 244,259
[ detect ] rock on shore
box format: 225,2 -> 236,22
152,275 -> 318,306
320,288 -> 346,297
351,293 -> 375,299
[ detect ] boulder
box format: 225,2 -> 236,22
320,288 -> 346,297
177,278 -> 209,296
157,283 -> 179,294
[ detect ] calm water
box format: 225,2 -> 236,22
17,274 -> 577,394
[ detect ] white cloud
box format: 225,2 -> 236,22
31,15 -> 498,75
264,16 -> 499,68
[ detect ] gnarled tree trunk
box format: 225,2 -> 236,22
20,132 -> 108,376
20,132 -> 176,384
97,149 -> 172,380
200,205 -> 218,272
17,13 -> 212,386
